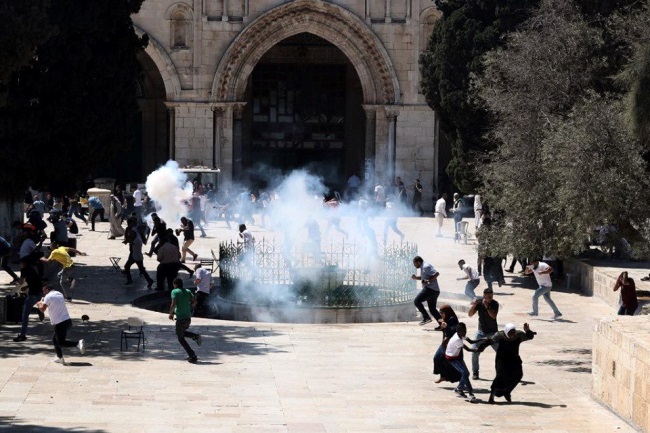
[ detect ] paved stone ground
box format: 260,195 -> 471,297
0,216 -> 642,432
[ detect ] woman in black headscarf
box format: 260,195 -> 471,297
432,304 -> 461,384
473,322 -> 536,403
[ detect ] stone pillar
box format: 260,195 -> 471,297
365,0 -> 371,23
244,0 -> 249,17
166,104 -> 176,161
222,0 -> 228,22
385,108 -> 399,184
362,106 -> 377,188
232,103 -> 245,179
385,0 -> 392,23
212,107 -> 225,169
406,0 -> 411,20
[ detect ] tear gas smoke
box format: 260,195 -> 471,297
144,160 -> 192,225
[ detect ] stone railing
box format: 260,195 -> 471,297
592,317 -> 650,432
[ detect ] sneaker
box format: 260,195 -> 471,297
193,253 -> 198,261
124,281 -> 133,286
65,297 -> 73,302
13,334 -> 26,342
194,334 -> 202,346
52,356 -> 66,364
472,373 -> 479,380
77,339 -> 86,355
187,356 -> 198,364
467,394 -> 478,403
553,313 -> 563,320
527,312 -> 538,317
454,388 -> 467,398
433,326 -> 442,331
147,282 -> 153,289
419,318 -> 433,326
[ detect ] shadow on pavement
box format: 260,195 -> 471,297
0,417 -> 108,433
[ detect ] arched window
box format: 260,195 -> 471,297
166,3 -> 193,49
420,8 -> 441,53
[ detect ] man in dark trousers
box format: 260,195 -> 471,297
467,287 -> 499,380
13,259 -> 45,342
411,256 -> 442,327
37,284 -> 86,364
169,278 -> 201,363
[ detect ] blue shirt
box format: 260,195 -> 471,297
88,197 -> 104,209
421,262 -> 440,291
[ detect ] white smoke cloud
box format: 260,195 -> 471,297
144,160 -> 192,225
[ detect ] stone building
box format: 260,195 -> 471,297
133,0 -> 445,209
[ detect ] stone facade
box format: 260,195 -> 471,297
593,317 -> 650,432
133,0 -> 441,209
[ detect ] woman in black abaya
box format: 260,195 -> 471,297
432,305 -> 461,384
476,322 -> 535,403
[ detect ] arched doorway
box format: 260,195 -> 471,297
135,51 -> 168,179
210,0 -> 401,188
240,33 -> 364,187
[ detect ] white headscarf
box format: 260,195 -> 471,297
504,323 -> 516,335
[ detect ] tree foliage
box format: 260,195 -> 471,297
0,0 -> 147,195
476,0 -> 650,259
419,0 -> 540,192
0,0 -> 52,104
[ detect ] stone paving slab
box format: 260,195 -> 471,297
0,216 -> 644,432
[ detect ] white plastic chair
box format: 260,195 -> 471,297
455,221 -> 470,244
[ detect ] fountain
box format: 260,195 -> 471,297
215,238 -> 419,323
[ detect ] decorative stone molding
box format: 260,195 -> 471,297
210,0 -> 400,105
134,25 -> 182,99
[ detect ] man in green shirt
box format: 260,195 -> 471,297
169,278 -> 201,363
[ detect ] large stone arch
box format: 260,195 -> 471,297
134,25 -> 182,99
210,0 -> 400,105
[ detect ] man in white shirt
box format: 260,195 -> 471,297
457,259 -> 481,300
193,263 -> 212,316
434,194 -> 448,237
133,187 -> 143,223
37,284 -> 85,364
525,260 -> 562,319
473,194 -> 482,230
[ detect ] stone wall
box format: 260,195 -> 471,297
173,103 -> 213,166
396,105 -> 436,210
592,317 -> 650,432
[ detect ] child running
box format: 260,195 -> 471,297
444,322 -> 481,402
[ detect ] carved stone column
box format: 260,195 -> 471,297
365,0 -> 371,23
385,0 -> 392,23
211,106 -> 225,169
222,0 -> 228,22
232,103 -> 246,179
385,108 -> 400,184
406,0 -> 411,20
165,104 -> 176,161
362,105 -> 377,187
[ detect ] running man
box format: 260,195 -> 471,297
169,278 -> 202,363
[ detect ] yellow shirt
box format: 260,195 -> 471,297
49,247 -> 73,268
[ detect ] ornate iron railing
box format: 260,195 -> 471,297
219,238 -> 418,307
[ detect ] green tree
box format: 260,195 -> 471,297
476,0 -> 650,259
0,0 -> 52,106
419,0 -> 540,192
0,0 -> 147,195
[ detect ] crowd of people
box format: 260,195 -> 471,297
2,176 -> 642,373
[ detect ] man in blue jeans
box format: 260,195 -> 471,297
13,259 -> 45,342
525,259 -> 562,319
411,256 -> 442,327
467,287 -> 499,380
457,259 -> 481,300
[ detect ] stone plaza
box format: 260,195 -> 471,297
1,216 -> 646,432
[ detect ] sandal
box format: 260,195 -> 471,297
641,276 -> 650,281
